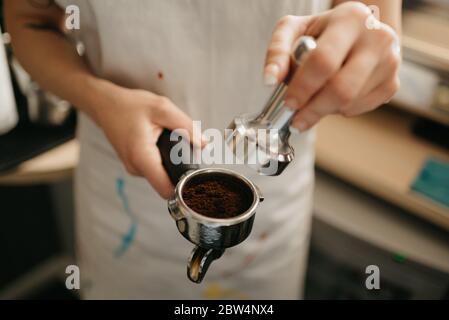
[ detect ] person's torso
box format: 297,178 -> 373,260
57,0 -> 329,124
57,0 -> 330,197
58,2 -> 330,296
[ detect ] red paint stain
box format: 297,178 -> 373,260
243,254 -> 256,265
221,271 -> 233,279
259,231 -> 269,241
157,71 -> 164,80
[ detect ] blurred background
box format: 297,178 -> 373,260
1,0 -> 449,300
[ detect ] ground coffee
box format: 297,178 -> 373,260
182,175 -> 253,219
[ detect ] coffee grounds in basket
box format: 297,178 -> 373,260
182,178 -> 253,219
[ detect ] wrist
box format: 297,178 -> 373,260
72,74 -> 126,126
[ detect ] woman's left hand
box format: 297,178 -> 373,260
264,1 -> 401,132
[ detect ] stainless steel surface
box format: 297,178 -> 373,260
0,31 -> 18,135
392,56 -> 449,126
167,168 -> 264,283
225,36 -> 317,176
11,57 -> 72,127
27,89 -> 72,127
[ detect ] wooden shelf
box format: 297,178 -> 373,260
316,108 -> 449,230
402,8 -> 449,72
0,140 -> 78,186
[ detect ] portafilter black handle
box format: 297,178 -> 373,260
157,129 -> 200,185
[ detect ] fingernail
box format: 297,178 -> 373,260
295,121 -> 308,132
264,64 -> 279,86
289,126 -> 300,135
392,41 -> 401,56
284,98 -> 299,110
201,134 -> 210,148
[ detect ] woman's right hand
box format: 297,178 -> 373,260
95,87 -> 196,199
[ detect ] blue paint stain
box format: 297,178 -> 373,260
115,177 -> 137,257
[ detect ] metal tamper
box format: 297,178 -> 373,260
225,36 -> 317,176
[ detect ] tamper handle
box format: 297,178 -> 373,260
256,36 -> 317,128
157,129 -> 200,185
284,36 -> 317,84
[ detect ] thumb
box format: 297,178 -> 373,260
152,97 -> 204,148
128,126 -> 174,199
264,15 -> 311,86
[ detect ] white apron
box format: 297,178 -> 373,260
56,0 -> 331,299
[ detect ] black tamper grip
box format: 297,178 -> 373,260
157,129 -> 200,185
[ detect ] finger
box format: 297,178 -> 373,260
343,76 -> 400,117
130,128 -> 174,199
284,4 -> 371,110
291,73 -> 400,132
264,15 -> 311,85
359,30 -> 401,97
291,107 -> 324,132
151,97 -> 203,148
291,44 -> 384,131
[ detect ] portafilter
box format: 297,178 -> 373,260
157,129 -> 264,283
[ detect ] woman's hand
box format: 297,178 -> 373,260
5,0 -> 198,200
96,88 -> 195,199
264,1 -> 401,131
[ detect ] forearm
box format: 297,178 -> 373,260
4,0 -> 121,124
333,0 -> 402,34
